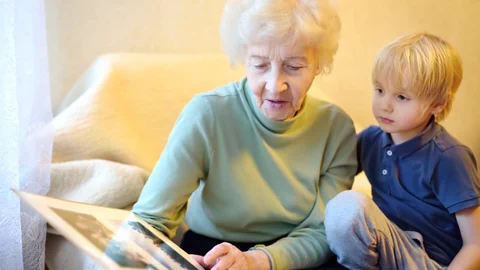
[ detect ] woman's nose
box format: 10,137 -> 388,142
265,70 -> 287,93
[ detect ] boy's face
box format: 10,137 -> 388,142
372,78 -> 443,144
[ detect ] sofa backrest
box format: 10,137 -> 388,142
53,54 -> 249,171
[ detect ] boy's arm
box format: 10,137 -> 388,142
448,205 -> 480,269
356,133 -> 363,175
432,146 -> 480,269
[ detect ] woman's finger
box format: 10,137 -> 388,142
189,254 -> 208,268
204,242 -> 232,265
211,254 -> 235,270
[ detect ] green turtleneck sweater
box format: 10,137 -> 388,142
132,78 -> 357,269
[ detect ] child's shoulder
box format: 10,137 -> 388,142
432,127 -> 479,201
433,125 -> 478,167
358,125 -> 384,140
432,125 -> 466,152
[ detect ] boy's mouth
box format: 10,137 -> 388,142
378,116 -> 394,124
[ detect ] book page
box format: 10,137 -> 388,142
13,189 -> 204,270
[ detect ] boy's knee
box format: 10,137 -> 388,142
325,190 -> 371,236
326,190 -> 371,215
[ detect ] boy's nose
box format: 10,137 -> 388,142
380,99 -> 393,113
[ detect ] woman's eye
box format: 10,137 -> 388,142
254,64 -> 268,69
286,65 -> 302,71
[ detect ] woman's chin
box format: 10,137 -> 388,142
261,109 -> 293,121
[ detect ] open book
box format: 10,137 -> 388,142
13,189 -> 204,270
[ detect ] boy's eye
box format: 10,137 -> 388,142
397,95 -> 409,101
375,88 -> 384,94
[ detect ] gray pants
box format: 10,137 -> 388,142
324,190 -> 446,270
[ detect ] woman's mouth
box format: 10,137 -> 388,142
265,99 -> 288,109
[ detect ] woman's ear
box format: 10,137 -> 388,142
312,50 -> 322,76
314,63 -> 322,76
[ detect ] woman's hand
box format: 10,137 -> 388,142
190,242 -> 270,270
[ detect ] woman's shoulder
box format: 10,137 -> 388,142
183,80 -> 241,107
192,80 -> 246,112
196,80 -> 242,101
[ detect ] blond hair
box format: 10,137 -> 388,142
372,33 -> 463,121
220,0 -> 341,75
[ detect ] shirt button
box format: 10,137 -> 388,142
387,150 -> 393,156
382,169 -> 388,175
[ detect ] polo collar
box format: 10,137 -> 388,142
380,117 -> 440,159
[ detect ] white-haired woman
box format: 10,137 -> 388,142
133,0 -> 356,269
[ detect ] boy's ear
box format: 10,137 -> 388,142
431,102 -> 447,115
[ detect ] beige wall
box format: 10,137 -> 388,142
46,0 -> 480,160
45,0 -> 226,112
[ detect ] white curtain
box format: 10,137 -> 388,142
0,0 -> 53,269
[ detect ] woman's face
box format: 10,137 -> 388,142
245,42 -> 321,121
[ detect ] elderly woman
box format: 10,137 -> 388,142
132,0 -> 357,269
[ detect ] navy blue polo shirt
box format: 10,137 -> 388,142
357,119 -> 480,266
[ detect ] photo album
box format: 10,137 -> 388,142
12,189 -> 205,270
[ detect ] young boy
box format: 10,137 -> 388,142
324,33 -> 480,269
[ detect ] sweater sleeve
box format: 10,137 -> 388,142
132,96 -> 214,238
254,110 -> 358,269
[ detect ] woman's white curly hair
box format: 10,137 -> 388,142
220,0 -> 341,75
